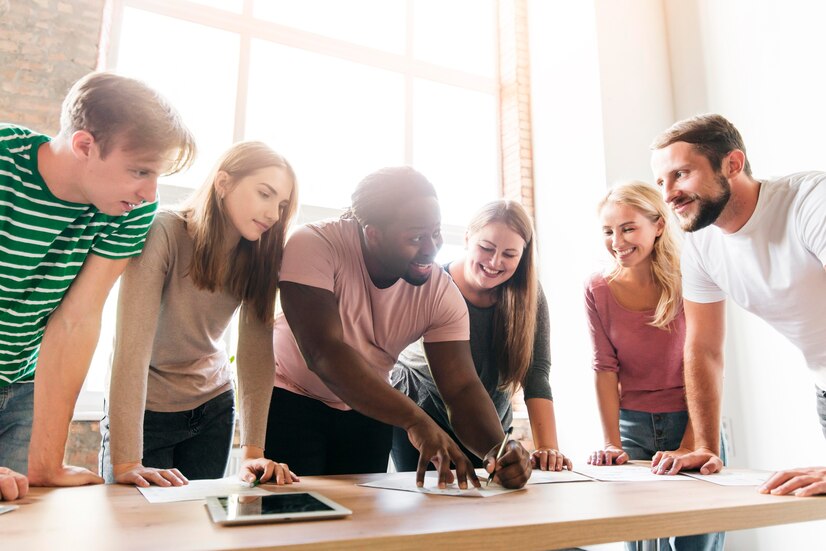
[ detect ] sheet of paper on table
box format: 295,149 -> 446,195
359,472 -> 523,498
525,468 -> 593,484
573,463 -> 693,482
137,476 -> 274,504
681,468 -> 772,486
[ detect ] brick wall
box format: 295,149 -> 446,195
0,0 -> 105,135
497,0 -> 535,219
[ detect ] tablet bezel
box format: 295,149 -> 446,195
205,491 -> 352,525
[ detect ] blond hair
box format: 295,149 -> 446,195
58,72 -> 195,175
181,141 -> 297,324
467,200 -> 538,394
599,181 -> 682,329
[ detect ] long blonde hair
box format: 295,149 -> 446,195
599,181 -> 681,329
466,200 -> 538,394
181,141 -> 298,324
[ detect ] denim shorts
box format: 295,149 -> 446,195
0,382 -> 35,474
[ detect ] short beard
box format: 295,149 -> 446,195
680,173 -> 731,232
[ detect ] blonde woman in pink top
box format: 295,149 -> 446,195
585,181 -> 723,551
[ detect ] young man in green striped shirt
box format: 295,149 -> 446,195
0,72 -> 195,501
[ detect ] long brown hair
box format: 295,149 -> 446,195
181,141 -> 297,324
466,200 -> 538,394
599,181 -> 681,329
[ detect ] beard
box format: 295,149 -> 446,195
677,173 -> 732,232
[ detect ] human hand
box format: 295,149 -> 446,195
27,464 -> 104,487
484,440 -> 532,488
587,445 -> 628,466
0,467 -> 28,501
406,418 -> 479,490
240,458 -> 299,486
113,461 -> 187,488
651,446 -> 722,475
759,466 -> 826,497
531,448 -> 572,471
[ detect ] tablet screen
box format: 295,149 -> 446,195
206,492 -> 352,524
217,494 -> 334,515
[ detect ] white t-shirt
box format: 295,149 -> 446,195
273,217 -> 470,410
682,171 -> 826,389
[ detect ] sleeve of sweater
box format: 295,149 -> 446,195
522,284 -> 553,401
107,218 -> 170,465
235,304 -> 276,450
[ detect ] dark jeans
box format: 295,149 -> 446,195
264,387 -> 392,476
100,389 -> 235,481
391,417 -> 483,472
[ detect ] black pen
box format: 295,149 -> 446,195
486,426 -> 513,487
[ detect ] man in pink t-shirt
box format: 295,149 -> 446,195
264,167 -> 531,489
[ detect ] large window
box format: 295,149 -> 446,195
78,0 -> 502,417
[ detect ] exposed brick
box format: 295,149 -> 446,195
0,0 -> 104,133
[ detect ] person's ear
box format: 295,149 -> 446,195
724,150 -> 746,178
363,224 -> 382,247
655,216 -> 665,237
70,130 -> 95,160
214,170 -> 231,199
464,231 -> 470,249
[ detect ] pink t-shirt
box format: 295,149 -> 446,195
584,272 -> 687,413
274,218 -> 470,410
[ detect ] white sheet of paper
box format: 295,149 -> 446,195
137,476 -> 273,504
359,472 -> 522,498
525,468 -> 593,484
573,463 -> 692,482
681,468 -> 772,486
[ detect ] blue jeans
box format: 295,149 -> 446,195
619,409 -> 726,551
0,383 -> 34,474
101,389 -> 235,482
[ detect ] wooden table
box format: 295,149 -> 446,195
3,472 -> 826,550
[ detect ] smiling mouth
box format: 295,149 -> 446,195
254,221 -> 270,232
615,247 -> 635,258
121,201 -> 142,212
480,265 -> 502,276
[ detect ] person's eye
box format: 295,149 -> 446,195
432,230 -> 442,240
603,231 -> 612,237
676,170 -> 686,178
259,191 -> 271,199
623,227 -> 635,233
410,236 -> 422,243
479,245 -> 493,252
131,169 -> 149,178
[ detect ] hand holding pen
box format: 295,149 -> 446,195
483,427 -> 531,489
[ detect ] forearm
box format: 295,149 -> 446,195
595,372 -> 622,447
307,342 -> 430,430
28,315 -> 100,476
525,398 -> 559,450
684,352 -> 723,453
444,382 -> 507,459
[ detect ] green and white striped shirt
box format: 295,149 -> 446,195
0,124 -> 157,386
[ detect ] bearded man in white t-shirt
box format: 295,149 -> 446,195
647,113 -> 826,497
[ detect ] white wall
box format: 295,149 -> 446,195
664,1 -> 826,548
531,0 -> 826,548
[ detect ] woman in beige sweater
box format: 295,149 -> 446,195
101,142 -> 299,487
